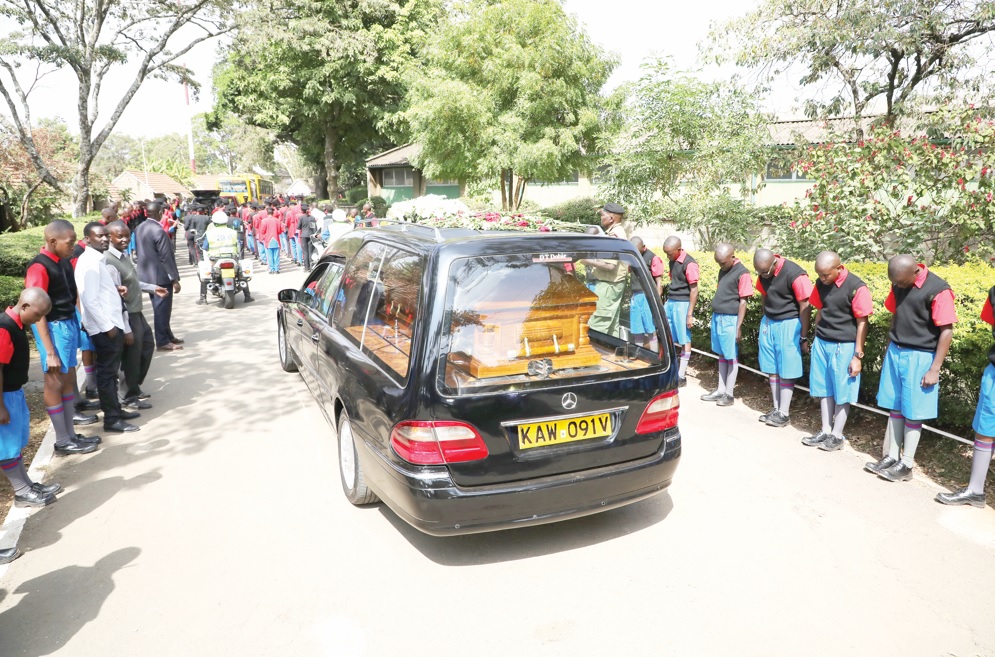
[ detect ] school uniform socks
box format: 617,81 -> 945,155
820,398 -> 835,435
723,360 -> 739,395
769,375 -> 780,412
778,380 -> 794,416
832,403 -> 850,438
678,352 -> 690,379
47,403 -> 72,447
61,395 -> 78,441
0,457 -> 30,495
968,438 -> 994,494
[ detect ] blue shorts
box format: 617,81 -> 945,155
630,291 -> 655,335
32,317 -> 80,373
664,299 -> 691,345
76,309 -> 92,352
972,364 -> 995,437
809,337 -> 860,404
758,316 -> 803,379
0,389 -> 30,461
710,314 -> 738,360
876,343 -> 939,421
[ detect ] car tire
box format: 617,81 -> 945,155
337,412 -> 379,506
278,317 -> 298,373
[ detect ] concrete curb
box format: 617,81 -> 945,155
0,370 -> 77,576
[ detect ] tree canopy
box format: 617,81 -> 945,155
213,0 -> 441,201
712,0 -> 995,135
401,0 -> 617,211
0,0 -> 233,215
599,59 -> 771,246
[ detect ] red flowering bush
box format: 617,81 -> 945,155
773,107 -> 995,264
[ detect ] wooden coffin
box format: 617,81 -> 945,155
450,266 -> 602,379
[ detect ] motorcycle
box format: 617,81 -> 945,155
309,234 -> 327,267
198,255 -> 253,309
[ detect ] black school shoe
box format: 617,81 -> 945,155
73,412 -> 98,426
716,395 -> 735,407
700,390 -> 724,402
878,462 -> 913,482
14,488 -> 56,507
54,439 -> 98,456
74,433 -> 102,445
819,435 -> 846,452
765,411 -> 790,428
0,547 -> 21,565
864,456 -> 896,474
935,488 -> 986,508
31,481 -> 62,496
801,432 -> 828,446
758,408 -> 777,423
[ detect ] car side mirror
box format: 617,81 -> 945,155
278,289 -> 297,303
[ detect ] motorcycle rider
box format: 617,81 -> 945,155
198,213 -> 254,305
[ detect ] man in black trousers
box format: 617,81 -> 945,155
106,221 -> 168,407
135,202 -> 183,352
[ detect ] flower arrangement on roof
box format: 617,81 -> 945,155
385,194 -> 470,222
417,211 -> 593,233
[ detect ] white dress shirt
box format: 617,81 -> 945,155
75,247 -> 130,336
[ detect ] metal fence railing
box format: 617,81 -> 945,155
690,347 -> 974,447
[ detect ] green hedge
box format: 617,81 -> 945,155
685,252 -> 994,432
0,217 -> 95,278
0,275 -> 22,308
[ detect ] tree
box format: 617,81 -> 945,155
213,0 -> 441,203
712,0 -> 995,137
0,118 -> 74,230
401,0 -> 616,211
772,106 -> 995,263
599,59 -> 771,246
0,0 -> 233,216
195,112 -> 275,175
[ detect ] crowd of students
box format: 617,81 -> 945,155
0,203 -> 185,565
644,235 -> 994,508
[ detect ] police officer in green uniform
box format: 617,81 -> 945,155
198,213 -> 254,305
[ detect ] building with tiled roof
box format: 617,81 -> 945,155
108,170 -> 190,202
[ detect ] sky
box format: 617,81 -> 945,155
14,0 -> 783,140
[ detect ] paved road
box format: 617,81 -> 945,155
1,247 -> 994,657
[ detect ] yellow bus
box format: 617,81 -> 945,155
217,175 -> 275,204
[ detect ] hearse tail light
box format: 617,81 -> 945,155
390,421 -> 489,465
635,390 -> 680,434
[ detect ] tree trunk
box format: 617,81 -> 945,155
324,125 -> 340,207
20,179 -> 44,229
72,133 -> 94,217
0,186 -> 15,233
500,170 -> 508,211
314,161 -> 328,201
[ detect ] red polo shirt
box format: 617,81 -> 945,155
672,250 -> 700,285
809,267 -> 874,317
756,255 -> 814,302
0,307 -> 24,365
884,265 -> 958,325
730,258 -> 755,298
24,249 -> 61,291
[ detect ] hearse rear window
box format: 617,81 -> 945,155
332,242 -> 424,380
438,252 -> 669,395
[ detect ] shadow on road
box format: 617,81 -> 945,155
21,472 -> 163,551
0,547 -> 140,656
381,491 -> 674,566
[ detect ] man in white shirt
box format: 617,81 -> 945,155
75,222 -> 140,434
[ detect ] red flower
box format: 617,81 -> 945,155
517,220 -> 529,227
789,221 -> 796,228
812,204 -> 819,212
964,245 -> 970,253
538,225 -> 551,232
907,195 -> 914,205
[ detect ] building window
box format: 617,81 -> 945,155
766,160 -> 807,181
382,167 -> 414,187
426,179 -> 458,186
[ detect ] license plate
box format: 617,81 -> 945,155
518,413 -> 612,450
221,269 -> 235,278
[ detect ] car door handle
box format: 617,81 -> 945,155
296,319 -> 304,327
311,332 -> 320,343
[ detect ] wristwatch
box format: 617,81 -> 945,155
854,351 -> 864,359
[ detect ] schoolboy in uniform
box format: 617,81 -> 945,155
628,236 -> 664,351
936,283 -> 995,506
802,251 -> 873,451
24,220 -> 98,455
753,249 -> 814,428
0,287 -> 62,535
866,255 -> 956,482
662,236 -> 699,386
701,244 -> 753,406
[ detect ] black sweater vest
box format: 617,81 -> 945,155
712,261 -> 750,315
814,272 -> 866,343
632,248 -> 659,294
759,258 -> 807,320
26,254 -> 77,322
0,313 -> 29,392
889,271 -> 951,351
667,253 -> 696,301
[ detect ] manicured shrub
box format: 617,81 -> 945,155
541,197 -> 600,225
0,217 -> 94,277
